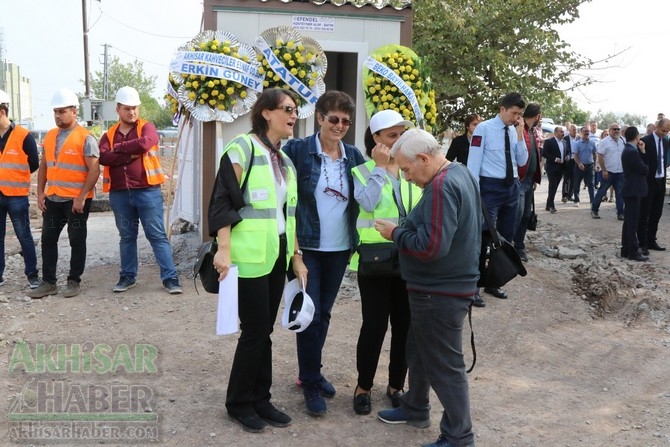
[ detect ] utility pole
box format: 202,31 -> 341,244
82,0 -> 91,99
102,44 -> 110,100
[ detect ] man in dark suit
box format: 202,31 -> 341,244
561,124 -> 576,202
621,127 -> 649,261
542,126 -> 569,213
638,118 -> 669,253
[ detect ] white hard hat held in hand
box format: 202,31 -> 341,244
115,86 -> 141,106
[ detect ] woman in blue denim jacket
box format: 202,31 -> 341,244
282,90 -> 365,416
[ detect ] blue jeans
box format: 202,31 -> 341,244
513,177 -> 534,251
0,194 -> 38,278
573,163 -> 594,204
591,172 -> 624,215
109,187 -> 177,282
401,291 -> 475,446
290,249 -> 350,384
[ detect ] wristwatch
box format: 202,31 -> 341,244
293,249 -> 303,257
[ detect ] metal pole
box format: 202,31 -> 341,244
82,0 -> 90,98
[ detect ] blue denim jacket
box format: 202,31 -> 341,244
282,133 -> 366,251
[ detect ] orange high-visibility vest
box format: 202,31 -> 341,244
43,126 -> 94,199
0,125 -> 31,196
102,119 -> 165,192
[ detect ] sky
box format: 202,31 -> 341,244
1,0 -> 668,130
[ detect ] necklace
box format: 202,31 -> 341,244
322,155 -> 347,202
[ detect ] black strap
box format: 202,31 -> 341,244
480,199 -> 502,247
466,305 -> 476,373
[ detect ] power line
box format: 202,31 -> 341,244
95,8 -> 198,39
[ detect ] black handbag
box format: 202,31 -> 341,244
477,202 -> 527,288
193,241 -> 219,293
193,148 -> 254,294
357,242 -> 400,277
527,194 -> 538,231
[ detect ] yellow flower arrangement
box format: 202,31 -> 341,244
165,73 -> 181,116
170,30 -> 260,122
363,45 -> 438,133
256,26 -> 327,118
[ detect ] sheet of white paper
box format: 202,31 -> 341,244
216,265 -> 239,335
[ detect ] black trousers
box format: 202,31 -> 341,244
638,178 -> 666,247
41,198 -> 92,284
225,237 -> 287,416
545,169 -> 563,209
622,197 -> 641,257
355,274 -> 410,391
562,160 -> 574,199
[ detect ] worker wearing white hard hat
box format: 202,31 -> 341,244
28,88 -> 100,299
350,109 -> 421,415
0,89 -> 41,289
98,86 -> 182,295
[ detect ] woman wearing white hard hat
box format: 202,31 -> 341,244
350,109 -> 422,415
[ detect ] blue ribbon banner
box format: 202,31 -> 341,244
170,51 -> 264,93
364,56 -> 423,124
255,36 -> 319,106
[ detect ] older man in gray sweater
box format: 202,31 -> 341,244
374,128 -> 481,447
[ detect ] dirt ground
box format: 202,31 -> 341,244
1,175 -> 669,447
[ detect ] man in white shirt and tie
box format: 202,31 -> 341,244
639,118 -> 669,253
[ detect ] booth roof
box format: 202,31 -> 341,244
259,0 -> 412,9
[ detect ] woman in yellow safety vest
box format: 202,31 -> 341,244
350,110 -> 422,415
208,88 -> 307,433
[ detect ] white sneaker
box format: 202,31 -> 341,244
574,202 -> 580,207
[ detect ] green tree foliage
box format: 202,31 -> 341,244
591,110 -> 647,128
413,0 -> 593,133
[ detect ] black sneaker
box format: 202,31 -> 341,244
254,402 -> 292,427
113,277 -> 136,293
227,412 -> 267,433
163,278 -> 183,295
27,274 -> 41,289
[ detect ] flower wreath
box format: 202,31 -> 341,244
169,30 -> 262,122
255,26 -> 327,119
363,44 -> 437,133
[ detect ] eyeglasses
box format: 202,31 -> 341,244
324,187 -> 348,202
610,128 -> 620,131
322,114 -> 352,127
275,105 -> 298,116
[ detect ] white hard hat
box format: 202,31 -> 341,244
0,89 -> 9,105
370,109 -> 415,134
281,278 -> 315,333
115,86 -> 141,106
51,88 -> 79,109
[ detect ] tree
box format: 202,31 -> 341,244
87,56 -> 172,127
591,110 -> 647,128
413,0 -> 594,133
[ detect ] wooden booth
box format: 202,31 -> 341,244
170,0 -> 413,239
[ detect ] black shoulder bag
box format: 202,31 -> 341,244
193,152 -> 254,294
477,200 -> 527,288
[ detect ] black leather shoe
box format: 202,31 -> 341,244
549,207 -> 557,214
472,293 -> 486,307
641,247 -> 650,256
648,241 -> 666,251
254,402 -> 292,427
353,392 -> 371,415
628,253 -> 649,262
227,412 -> 267,433
484,287 -> 508,299
386,387 -> 403,408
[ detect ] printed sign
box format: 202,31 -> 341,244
292,15 -> 335,33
